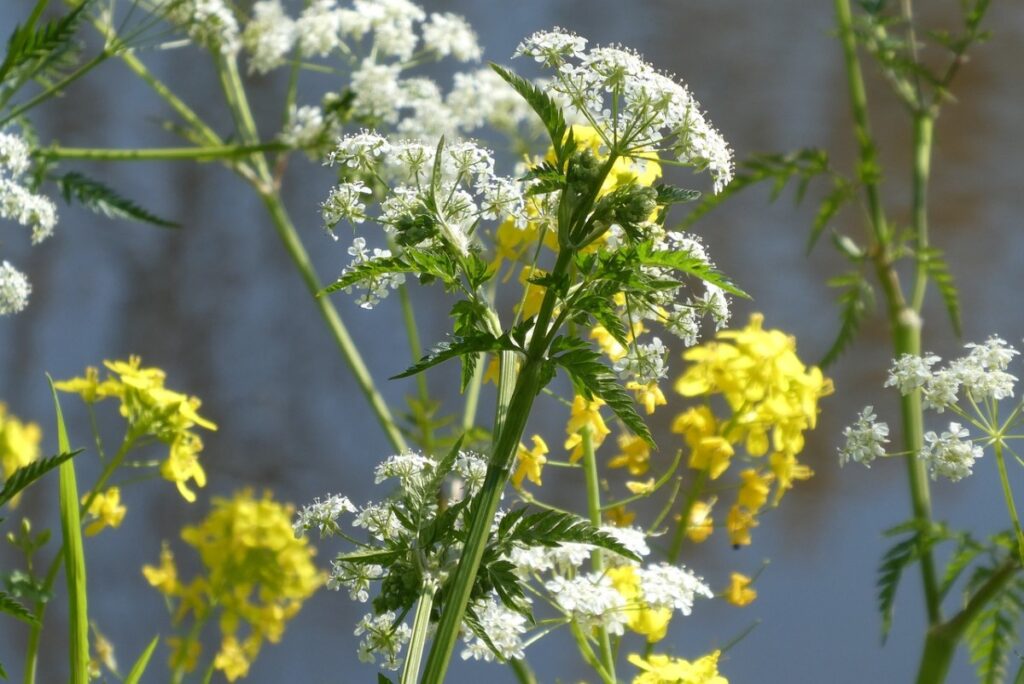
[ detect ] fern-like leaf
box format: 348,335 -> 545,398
499,509 -> 641,562
0,590 -> 36,625
490,64 -> 569,165
55,172 -> 178,228
0,0 -> 94,83
0,449 -> 81,508
966,575 -> 1024,684
821,271 -> 874,368
920,246 -> 962,337
877,530 -> 921,643
390,333 -> 516,381
807,179 -> 856,253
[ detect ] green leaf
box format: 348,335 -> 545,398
320,249 -> 458,296
490,64 -> 568,165
877,530 -> 921,643
498,510 -> 641,563
0,449 -> 81,507
521,161 -> 565,196
634,243 -> 748,298
55,172 -> 178,228
0,591 -> 36,625
654,184 -> 701,206
334,547 -> 402,566
551,336 -> 653,447
920,246 -> 962,337
679,149 -> 831,229
0,0 -> 94,83
821,271 -> 874,368
377,675 -> 396,684
965,574 -> 1024,684
807,179 -> 856,254
390,333 -> 517,381
940,535 -> 984,601
124,635 -> 160,684
48,376 -> 89,684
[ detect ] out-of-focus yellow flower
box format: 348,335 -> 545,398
517,266 -> 547,321
512,435 -> 549,489
606,505 -> 636,527
609,566 -> 672,643
553,125 -> 663,196
57,357 -> 217,502
591,325 -> 629,362
82,487 -> 126,536
626,478 -> 656,495
565,395 -> 611,463
144,490 -> 322,680
685,500 -> 715,543
482,356 -> 500,385
0,402 -> 42,507
724,572 -> 757,607
689,436 -> 734,480
89,622 -> 117,676
627,380 -> 666,415
166,636 -> 201,674
674,314 -> 832,503
491,217 -> 539,275
736,469 -> 771,512
769,451 -> 814,504
628,651 -> 728,684
726,504 -> 758,548
610,433 -> 651,476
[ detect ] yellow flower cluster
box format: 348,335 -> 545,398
608,566 -> 672,643
513,434 -> 549,489
82,487 -> 126,536
0,402 -> 41,506
565,394 -> 611,463
142,490 -> 322,681
674,314 -> 832,546
56,357 -> 217,502
628,651 -> 728,684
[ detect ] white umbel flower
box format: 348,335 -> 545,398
322,181 -> 372,231
294,494 -> 356,538
460,596 -> 528,662
886,353 -> 942,394
635,563 -> 713,615
422,12 -> 481,62
354,611 -> 411,670
296,0 -> 344,57
838,406 -> 890,467
919,422 -> 983,482
0,261 -> 31,315
242,0 -> 295,73
545,573 -> 628,636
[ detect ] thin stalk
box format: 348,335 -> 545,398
41,143 -> 287,162
581,426 -> 617,682
0,51 -> 110,128
398,283 -> 433,452
667,469 -> 708,562
421,250 -> 574,683
461,352 -> 487,433
910,115 -> 934,312
994,442 -> 1024,565
509,659 -> 538,684
400,585 -> 436,684
835,0 -> 942,628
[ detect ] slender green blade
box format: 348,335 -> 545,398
124,635 -> 160,684
48,376 -> 89,684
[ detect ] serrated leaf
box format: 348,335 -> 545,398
0,0 -> 94,83
0,591 -> 36,625
679,149 -> 831,229
821,271 -> 874,368
0,449 -> 82,508
334,547 -> 401,566
920,246 -> 962,337
550,336 -> 653,447
55,172 -> 178,228
940,535 -> 984,601
807,179 -> 855,253
124,635 -> 160,684
490,64 -> 569,165
634,243 -> 748,298
877,530 -> 921,643
499,509 -> 641,562
654,184 -> 701,206
390,333 -> 516,380
966,575 -> 1024,684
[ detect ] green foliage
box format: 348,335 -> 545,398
821,271 -> 874,368
320,249 -> 460,295
876,524 -> 924,643
807,179 -> 857,253
49,377 -> 89,684
390,332 -> 518,382
965,571 -> 1024,684
0,0 -> 93,84
0,449 -> 81,508
0,590 -> 35,625
549,335 -> 653,446
124,635 -> 160,684
919,246 -> 962,337
53,172 -> 178,228
634,242 -> 749,298
490,64 -> 570,166
521,161 -> 565,197
679,149 -> 831,230
495,509 -> 641,563
654,184 -> 701,206
939,533 -> 984,601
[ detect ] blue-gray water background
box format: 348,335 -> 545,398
1,1 -> 1023,681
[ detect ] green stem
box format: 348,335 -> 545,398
41,143 -> 287,162
667,469 -> 708,562
835,0 -> 942,629
421,251 -> 574,683
915,557 -> 1021,684
994,442 -> 1024,565
0,51 -> 110,128
910,115 -> 934,312
401,585 -> 436,684
509,659 -> 538,684
581,426 -> 617,683
398,283 -> 433,452
461,352 -> 487,433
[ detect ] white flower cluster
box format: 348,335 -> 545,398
327,560 -> 383,602
545,573 -> 629,635
167,0 -> 241,55
635,562 -> 715,614
887,337 -> 1019,411
920,422 -> 983,482
515,28 -> 734,192
1,131 -> 59,315
293,493 -> 357,538
340,236 -> 405,309
460,595 -> 528,662
614,336 -> 668,384
838,406 -> 890,468
355,611 -> 411,671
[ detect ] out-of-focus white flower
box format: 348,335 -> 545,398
0,261 -> 31,316
355,611 -> 411,671
242,0 -> 295,73
422,12 -> 481,62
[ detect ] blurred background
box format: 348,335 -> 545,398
1,1 -> 1023,681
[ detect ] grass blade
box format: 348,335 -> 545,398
124,635 -> 160,684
